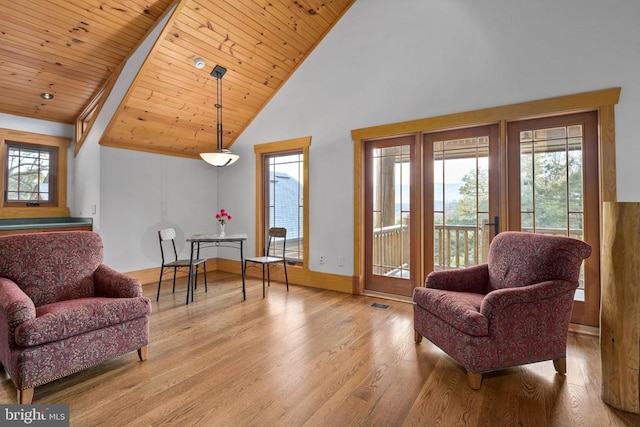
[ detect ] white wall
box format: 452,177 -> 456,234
99,147 -> 218,270
224,0 -> 640,275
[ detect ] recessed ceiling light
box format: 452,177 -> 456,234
40,93 -> 54,100
193,57 -> 205,69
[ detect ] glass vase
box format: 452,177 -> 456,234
219,223 -> 225,237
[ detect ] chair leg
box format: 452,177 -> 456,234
267,264 -> 271,287
553,358 -> 567,374
172,268 -> 177,293
414,330 -> 423,344
467,372 -> 482,390
18,387 -> 34,404
262,264 -> 267,298
156,268 -> 164,301
138,346 -> 148,361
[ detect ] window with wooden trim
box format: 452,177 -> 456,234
254,137 -> 310,266
264,152 -> 304,262
5,143 -> 57,205
75,88 -> 102,155
0,128 -> 70,216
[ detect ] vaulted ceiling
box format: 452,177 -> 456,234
0,0 -> 355,158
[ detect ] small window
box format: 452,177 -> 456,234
5,143 -> 57,205
1,128 -> 70,216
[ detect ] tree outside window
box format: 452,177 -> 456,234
5,143 -> 56,204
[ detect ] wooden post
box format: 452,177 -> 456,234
601,202 -> 640,414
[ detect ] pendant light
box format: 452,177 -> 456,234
200,65 -> 239,167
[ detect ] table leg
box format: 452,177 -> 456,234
240,240 -> 246,300
186,240 -> 195,305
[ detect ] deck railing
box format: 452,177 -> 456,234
372,224 -> 410,276
373,224 -> 584,288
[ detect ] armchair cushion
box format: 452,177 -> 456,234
413,288 -> 487,336
15,297 -> 151,347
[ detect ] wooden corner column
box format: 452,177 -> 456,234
601,202 -> 640,414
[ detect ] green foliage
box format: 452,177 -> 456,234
453,149 -> 583,231
450,167 -> 488,226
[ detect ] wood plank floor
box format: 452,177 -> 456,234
2,271 -> 640,426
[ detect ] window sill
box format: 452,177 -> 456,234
0,206 -> 71,219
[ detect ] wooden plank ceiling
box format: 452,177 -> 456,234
0,0 -> 355,158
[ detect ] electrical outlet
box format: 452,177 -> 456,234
319,255 -> 325,264
337,256 -> 344,267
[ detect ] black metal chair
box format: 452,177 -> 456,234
244,227 -> 289,297
157,228 -> 207,301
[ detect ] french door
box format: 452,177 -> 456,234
423,125 -> 500,275
364,112 -> 600,326
363,135 -> 417,297
507,112 -> 600,326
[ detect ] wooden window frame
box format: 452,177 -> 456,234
0,128 -> 71,218
254,136 -> 311,268
4,142 -> 58,206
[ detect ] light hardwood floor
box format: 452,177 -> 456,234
2,271 -> 639,426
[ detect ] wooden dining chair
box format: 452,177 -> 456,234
157,228 -> 207,301
244,227 -> 289,297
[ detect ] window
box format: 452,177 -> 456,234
265,152 -> 304,261
75,85 -> 104,156
5,143 -> 56,205
1,128 -> 71,216
254,137 -> 310,265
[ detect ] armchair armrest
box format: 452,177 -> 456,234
480,279 -> 577,321
0,277 -> 36,326
425,263 -> 490,294
94,265 -> 143,298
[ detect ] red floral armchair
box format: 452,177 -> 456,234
413,231 -> 592,389
0,231 -> 151,404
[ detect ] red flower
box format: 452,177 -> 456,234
216,209 -> 232,225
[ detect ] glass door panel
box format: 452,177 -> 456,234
424,126 -> 499,275
364,136 -> 416,296
508,112 -> 600,325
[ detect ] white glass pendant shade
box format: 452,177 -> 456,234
200,150 -> 239,167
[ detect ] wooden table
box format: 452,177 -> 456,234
186,233 -> 247,304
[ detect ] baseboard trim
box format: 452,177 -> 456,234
127,257 -> 352,294
569,323 -> 599,336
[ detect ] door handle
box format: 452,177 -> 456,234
485,216 -> 499,236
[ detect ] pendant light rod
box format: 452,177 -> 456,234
212,65 -> 225,153
200,64 -> 239,167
